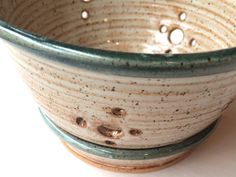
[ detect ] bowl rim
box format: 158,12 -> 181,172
40,108 -> 219,160
0,20 -> 236,77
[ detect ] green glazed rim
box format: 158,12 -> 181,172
0,20 -> 236,78
40,109 -> 219,160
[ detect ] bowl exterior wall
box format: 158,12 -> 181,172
5,42 -> 236,149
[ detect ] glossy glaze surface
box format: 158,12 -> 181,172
0,0 -> 236,149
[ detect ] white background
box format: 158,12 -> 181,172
0,40 -> 235,177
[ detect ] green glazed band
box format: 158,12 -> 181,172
40,109 -> 219,160
0,20 -> 236,78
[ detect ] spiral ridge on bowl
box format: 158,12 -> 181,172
1,0 -> 236,54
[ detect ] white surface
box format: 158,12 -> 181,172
0,41 -> 236,177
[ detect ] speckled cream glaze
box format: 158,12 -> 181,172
5,43 -> 236,149
0,0 -> 236,150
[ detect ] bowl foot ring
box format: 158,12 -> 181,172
62,141 -> 192,173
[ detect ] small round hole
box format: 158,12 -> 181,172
81,10 -> 89,20
179,12 -> 187,21
190,39 -> 197,47
105,140 -> 116,146
76,117 -> 87,128
169,28 -> 184,45
129,129 -> 143,136
98,125 -> 123,139
82,0 -> 91,2
111,107 -> 126,117
160,25 -> 168,33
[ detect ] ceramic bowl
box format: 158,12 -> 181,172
0,0 -> 236,172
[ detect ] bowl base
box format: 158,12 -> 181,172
62,141 -> 192,173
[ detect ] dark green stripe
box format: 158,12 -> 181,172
1,20 -> 236,78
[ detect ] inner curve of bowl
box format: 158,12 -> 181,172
0,0 -> 236,54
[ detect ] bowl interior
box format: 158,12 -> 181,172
1,0 -> 236,54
